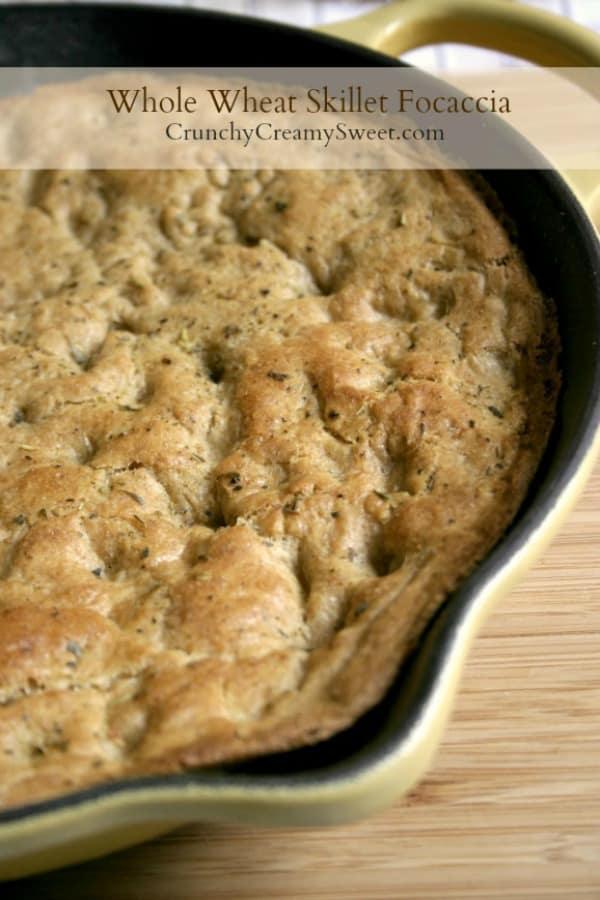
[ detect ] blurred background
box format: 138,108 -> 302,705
1,1 -> 599,67
32,0 -> 597,69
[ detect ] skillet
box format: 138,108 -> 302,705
0,2 -> 599,880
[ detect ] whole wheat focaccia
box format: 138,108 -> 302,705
0,169 -> 559,808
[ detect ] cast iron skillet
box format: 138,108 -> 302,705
0,0 -> 599,828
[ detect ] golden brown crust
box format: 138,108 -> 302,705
0,169 -> 559,809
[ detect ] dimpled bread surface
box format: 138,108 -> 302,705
0,169 -> 559,808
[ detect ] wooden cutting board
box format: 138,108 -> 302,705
7,458 -> 600,898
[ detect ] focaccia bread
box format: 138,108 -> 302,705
0,169 -> 559,808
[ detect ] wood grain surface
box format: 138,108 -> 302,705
5,458 -> 599,899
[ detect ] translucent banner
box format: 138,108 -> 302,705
0,67 -> 597,169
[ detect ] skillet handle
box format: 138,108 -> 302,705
318,0 -> 600,227
317,0 -> 600,66
565,171 -> 600,230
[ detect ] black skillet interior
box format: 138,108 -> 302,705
0,3 -> 599,818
